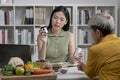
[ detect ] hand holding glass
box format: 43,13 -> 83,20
74,48 -> 83,63
40,26 -> 48,36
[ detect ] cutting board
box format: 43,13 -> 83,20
0,72 -> 57,80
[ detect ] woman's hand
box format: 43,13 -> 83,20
37,27 -> 48,44
75,52 -> 85,71
74,48 -> 83,63
73,48 -> 85,71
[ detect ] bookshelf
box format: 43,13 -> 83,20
0,4 -> 117,62
76,5 -> 117,63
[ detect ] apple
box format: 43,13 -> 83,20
15,67 -> 25,75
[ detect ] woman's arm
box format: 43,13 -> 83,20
37,40 -> 47,60
37,29 -> 48,60
68,32 -> 75,64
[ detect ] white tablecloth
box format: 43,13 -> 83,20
57,67 -> 98,80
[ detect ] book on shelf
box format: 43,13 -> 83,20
28,31 -> 32,44
42,8 -> 46,25
2,30 -> 5,44
77,29 -> 84,44
79,10 -> 85,25
77,29 -> 93,44
0,0 -> 13,4
29,7 -> 34,24
15,29 -> 32,44
4,10 -> 10,25
24,7 -> 34,25
15,29 -> 18,44
84,31 -> 88,43
84,10 -> 90,24
9,10 -> 14,25
0,29 -> 8,44
78,9 -> 91,25
0,10 -> 5,25
35,7 -> 46,25
21,29 -> 27,44
35,8 -> 40,25
18,30 -> 21,44
7,29 -> 14,44
24,7 -> 29,24
0,9 -> 14,25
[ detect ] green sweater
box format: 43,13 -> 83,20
46,29 -> 70,63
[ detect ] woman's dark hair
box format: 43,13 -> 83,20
91,25 -> 113,37
47,6 -> 70,31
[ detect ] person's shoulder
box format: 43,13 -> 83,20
69,32 -> 73,34
69,32 -> 74,36
89,42 -> 106,54
69,32 -> 74,39
88,45 -> 100,54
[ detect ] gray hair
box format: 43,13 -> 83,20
88,13 -> 115,36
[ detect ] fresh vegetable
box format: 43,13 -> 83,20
1,64 -> 15,76
1,59 -> 53,76
24,62 -> 34,71
33,68 -> 52,74
15,66 -> 25,75
8,57 -> 24,67
24,70 -> 32,75
33,62 -> 43,69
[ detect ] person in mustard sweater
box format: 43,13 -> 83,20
77,13 -> 120,80
37,6 -> 75,64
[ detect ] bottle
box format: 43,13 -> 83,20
40,26 -> 48,36
74,48 -> 83,63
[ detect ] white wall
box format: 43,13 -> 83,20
118,0 -> 120,36
14,0 -> 118,5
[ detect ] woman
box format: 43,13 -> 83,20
77,13 -> 120,80
37,6 -> 75,63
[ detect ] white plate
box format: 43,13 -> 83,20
51,62 -> 78,67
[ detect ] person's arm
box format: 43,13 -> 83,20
77,48 -> 98,78
37,28 -> 48,60
37,40 -> 47,60
68,32 -> 75,64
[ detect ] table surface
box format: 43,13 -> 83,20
56,67 -> 89,80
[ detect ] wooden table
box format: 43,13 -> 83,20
0,72 -> 57,80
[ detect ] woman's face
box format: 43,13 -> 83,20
51,11 -> 67,31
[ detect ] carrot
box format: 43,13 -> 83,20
33,69 -> 52,74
